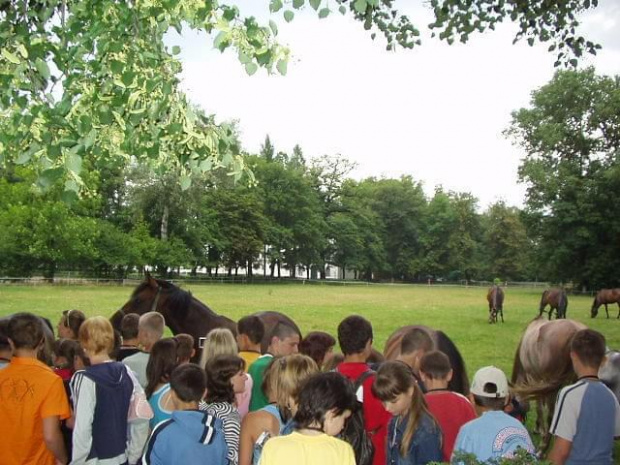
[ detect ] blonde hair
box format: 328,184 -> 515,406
372,361 -> 439,457
139,312 -> 165,342
79,316 -> 115,356
199,328 -> 237,368
273,354 -> 318,421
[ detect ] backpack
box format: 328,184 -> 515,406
340,370 -> 375,465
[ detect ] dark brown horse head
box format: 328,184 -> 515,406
111,274 -> 236,361
383,324 -> 469,395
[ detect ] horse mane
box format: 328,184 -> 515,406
131,278 -> 193,318
435,329 -> 469,396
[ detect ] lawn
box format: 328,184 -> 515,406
1,281 -> 618,380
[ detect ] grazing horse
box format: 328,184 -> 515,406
591,288 -> 620,319
539,288 -> 568,320
110,274 -> 301,359
511,318 -> 587,453
383,325 -> 469,395
486,285 -> 504,323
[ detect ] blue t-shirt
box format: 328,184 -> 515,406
452,410 -> 535,463
550,379 -> 620,464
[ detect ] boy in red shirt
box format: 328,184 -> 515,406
336,315 -> 391,465
419,350 -> 476,462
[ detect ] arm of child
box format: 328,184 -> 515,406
70,373 -> 95,464
547,436 -> 572,465
42,416 -> 67,465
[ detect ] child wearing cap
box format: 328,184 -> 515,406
451,366 -> 535,463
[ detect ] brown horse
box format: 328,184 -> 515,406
511,317 -> 587,452
539,288 -> 568,320
591,288 -> 620,319
383,325 -> 469,395
487,285 -> 504,323
110,274 -> 301,359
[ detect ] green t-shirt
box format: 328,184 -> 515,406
248,354 -> 273,411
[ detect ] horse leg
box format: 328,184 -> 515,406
500,308 -> 504,323
606,303 -> 610,319
617,303 -> 620,319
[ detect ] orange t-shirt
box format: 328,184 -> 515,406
0,357 -> 71,465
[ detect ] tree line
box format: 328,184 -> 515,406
0,68 -> 618,290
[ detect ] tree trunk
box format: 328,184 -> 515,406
277,261 -> 281,278
270,261 -> 276,278
160,204 -> 169,241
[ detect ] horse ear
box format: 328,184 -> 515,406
145,271 -> 158,289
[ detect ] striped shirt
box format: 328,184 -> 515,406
200,401 -> 241,465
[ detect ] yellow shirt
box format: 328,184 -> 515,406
259,431 -> 355,465
0,357 -> 71,465
239,350 -> 261,370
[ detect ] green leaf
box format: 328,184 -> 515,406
180,175 -> 191,191
1,49 -> 20,64
65,179 -> 79,193
66,152 -> 83,174
83,129 -> 97,149
318,8 -> 330,18
16,149 -> 32,165
61,190 -> 79,204
17,44 -> 28,58
293,0 -> 304,9
38,167 -> 64,189
353,0 -> 367,14
276,59 -> 288,76
35,58 -> 50,80
171,45 -> 181,55
245,62 -> 258,76
269,20 -> 279,36
269,0 -> 283,13
339,5 -> 346,15
213,31 -> 230,52
309,0 -> 321,10
569,58 -> 578,67
283,10 -> 295,22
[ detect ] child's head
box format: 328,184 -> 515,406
205,354 -> 246,404
78,316 -> 115,357
53,338 -> 81,371
400,328 -> 433,372
470,366 -> 510,410
237,315 -> 264,349
373,361 -> 435,457
58,309 -> 86,340
299,331 -> 336,368
294,372 -> 357,436
137,312 -> 165,349
120,313 -> 140,342
337,315 -> 373,357
273,354 -> 319,419
170,363 -> 207,408
7,313 -> 45,350
419,350 -> 452,386
175,333 -> 195,364
268,323 -> 300,357
200,328 -> 237,368
145,337 -> 179,398
570,328 -> 606,370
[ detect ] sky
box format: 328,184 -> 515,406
167,0 -> 620,209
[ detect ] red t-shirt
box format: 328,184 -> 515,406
337,362 -> 391,465
425,390 -> 477,462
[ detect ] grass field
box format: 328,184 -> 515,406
1,282 -> 619,381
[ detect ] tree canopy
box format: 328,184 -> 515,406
0,0 -> 602,194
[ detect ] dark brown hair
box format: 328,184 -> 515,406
205,355 -> 245,404
419,350 -> 451,380
571,329 -> 606,369
145,338 -> 178,398
299,331 -> 336,367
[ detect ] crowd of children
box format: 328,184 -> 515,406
0,310 -> 618,465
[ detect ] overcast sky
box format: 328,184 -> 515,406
167,0 -> 620,209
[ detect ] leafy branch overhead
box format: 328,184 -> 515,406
0,0 -> 602,195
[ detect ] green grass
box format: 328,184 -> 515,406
1,282 -> 618,380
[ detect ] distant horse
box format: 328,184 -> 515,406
0,314 -> 55,366
487,285 -> 504,323
539,288 -> 568,320
511,318 -> 587,452
110,274 -> 301,359
591,288 -> 620,319
383,325 -> 469,395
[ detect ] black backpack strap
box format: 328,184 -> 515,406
354,370 -> 375,393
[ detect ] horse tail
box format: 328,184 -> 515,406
558,289 -> 567,317
436,330 -> 469,396
511,338 -> 525,385
493,286 -> 498,310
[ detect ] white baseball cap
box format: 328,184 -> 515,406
470,366 -> 509,398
